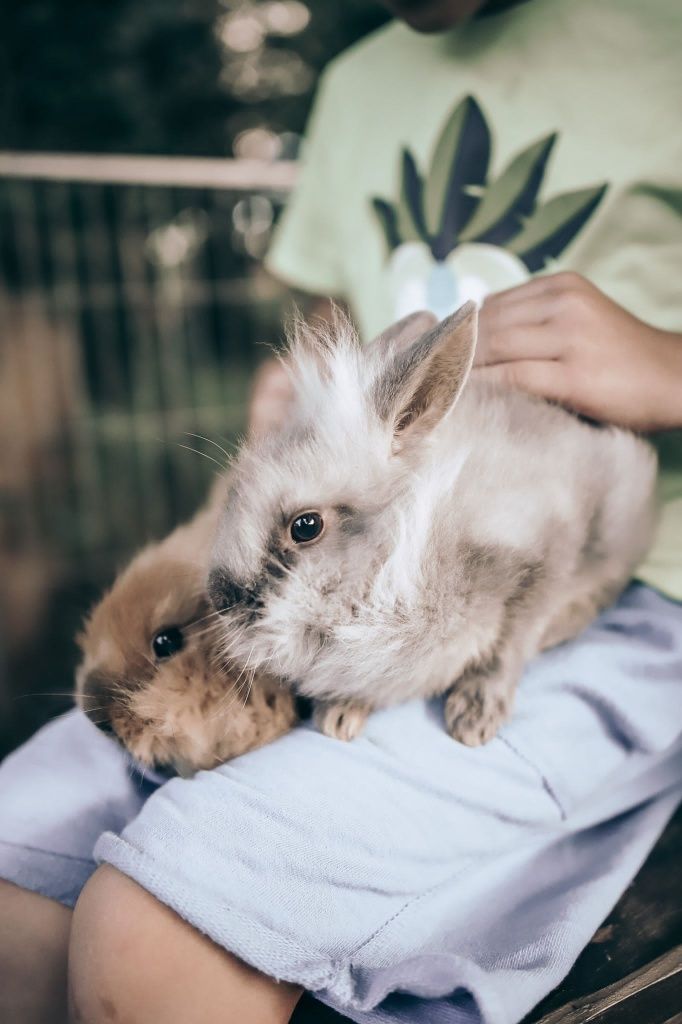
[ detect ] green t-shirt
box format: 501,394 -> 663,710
266,0 -> 682,599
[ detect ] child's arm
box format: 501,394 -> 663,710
248,288 -> 341,438
475,272 -> 682,430
68,866 -> 303,1024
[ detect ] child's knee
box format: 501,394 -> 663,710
67,867 -> 123,1022
68,865 -> 301,1023
69,865 -> 197,1022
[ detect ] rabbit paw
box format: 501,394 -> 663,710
444,680 -> 511,746
314,700 -> 371,742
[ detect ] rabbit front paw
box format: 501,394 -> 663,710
444,679 -> 512,746
313,700 -> 371,741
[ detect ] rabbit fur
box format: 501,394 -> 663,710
208,303 -> 658,745
75,478 -> 297,774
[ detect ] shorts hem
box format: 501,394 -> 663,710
95,832 -> 341,991
94,831 -> 526,1021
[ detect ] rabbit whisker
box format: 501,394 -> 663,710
12,692 -> 77,700
208,687 -> 243,721
186,620 -> 223,641
241,668 -> 256,710
209,644 -> 258,720
228,649 -> 253,694
173,443 -> 227,472
184,432 -> 231,464
207,672 -> 252,720
185,608 -> 223,630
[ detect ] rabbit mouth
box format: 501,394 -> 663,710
208,567 -> 266,621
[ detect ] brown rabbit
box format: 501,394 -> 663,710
75,478 -> 298,775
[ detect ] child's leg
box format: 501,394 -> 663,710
0,879 -> 71,1024
85,584 -> 682,1024
0,709 -> 161,1020
69,866 -> 302,1024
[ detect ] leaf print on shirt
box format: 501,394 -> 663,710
372,95 -> 608,319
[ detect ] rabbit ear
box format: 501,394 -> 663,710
369,310 -> 438,358
373,301 -> 478,449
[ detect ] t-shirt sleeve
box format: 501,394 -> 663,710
265,67 -> 347,298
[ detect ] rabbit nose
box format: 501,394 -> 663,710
90,713 -> 115,737
79,670 -> 115,735
208,567 -> 252,612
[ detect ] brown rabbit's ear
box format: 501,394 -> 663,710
368,310 -> 438,359
372,302 -> 478,450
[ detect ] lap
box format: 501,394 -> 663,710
68,865 -> 302,1024
0,707 -> 161,905
2,583 -> 681,1021
94,584 -> 682,1018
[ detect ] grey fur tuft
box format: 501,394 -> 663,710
209,306 -> 658,745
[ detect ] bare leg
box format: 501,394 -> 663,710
0,878 -> 71,1024
68,865 -> 303,1024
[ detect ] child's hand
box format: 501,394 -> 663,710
474,272 -> 682,431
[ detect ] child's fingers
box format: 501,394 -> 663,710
475,323 -> 565,366
480,293 -> 556,335
482,270 -> 584,307
471,359 -> 569,405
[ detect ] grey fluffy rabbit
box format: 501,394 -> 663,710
208,303 -> 657,745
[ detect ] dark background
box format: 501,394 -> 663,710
0,0 -> 389,758
0,1 -> 388,156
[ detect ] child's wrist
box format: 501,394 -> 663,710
645,329 -> 682,431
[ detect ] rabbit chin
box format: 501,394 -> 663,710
219,559 -> 501,710
107,670 -> 297,775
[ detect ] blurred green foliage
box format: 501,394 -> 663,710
0,0 -> 389,155
0,1 -> 390,756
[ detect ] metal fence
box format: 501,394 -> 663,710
0,153 -> 296,743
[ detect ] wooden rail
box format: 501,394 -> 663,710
0,152 -> 298,191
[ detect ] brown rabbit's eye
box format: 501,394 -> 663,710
290,512 -> 324,544
152,627 -> 184,659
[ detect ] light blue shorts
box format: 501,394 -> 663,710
1,583 -> 681,1024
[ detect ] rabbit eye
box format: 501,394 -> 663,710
152,627 -> 184,659
290,512 -> 324,544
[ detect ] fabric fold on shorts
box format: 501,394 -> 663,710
97,584 -> 682,1024
0,710 -> 156,906
1,584 -> 680,1024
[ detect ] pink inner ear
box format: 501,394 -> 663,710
370,310 -> 439,358
389,303 -> 478,448
395,387 -> 430,435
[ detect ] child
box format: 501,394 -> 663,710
1,1 -> 681,1022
